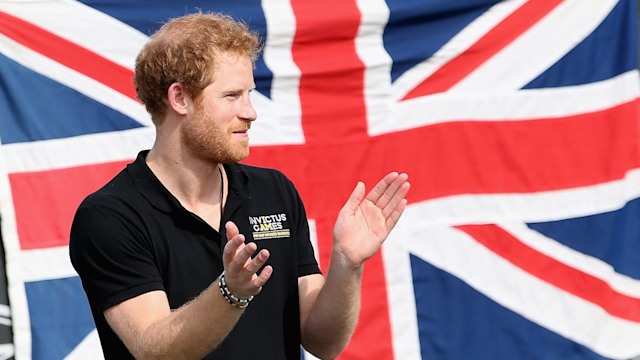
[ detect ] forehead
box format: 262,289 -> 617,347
209,53 -> 255,89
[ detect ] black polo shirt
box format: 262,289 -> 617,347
69,150 -> 321,359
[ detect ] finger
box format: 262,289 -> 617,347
253,265 -> 273,289
243,249 -> 270,275
222,233 -> 245,268
370,172 -> 409,210
230,242 -> 258,274
385,198 -> 408,232
381,180 -> 411,219
363,172 -> 396,205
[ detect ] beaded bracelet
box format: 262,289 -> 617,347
218,271 -> 254,309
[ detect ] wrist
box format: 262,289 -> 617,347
218,271 -> 254,309
331,249 -> 364,273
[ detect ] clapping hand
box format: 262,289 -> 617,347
221,221 -> 273,300
332,172 -> 410,268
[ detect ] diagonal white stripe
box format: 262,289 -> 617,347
391,0 -> 526,100
0,32 -> 152,128
64,329 -> 104,360
371,69 -> 639,135
452,0 -> 619,92
384,167 -> 640,360
0,0 -> 304,147
0,0 -> 147,69
503,223 -> 640,298
404,225 -> 640,359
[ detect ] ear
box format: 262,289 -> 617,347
167,82 -> 191,116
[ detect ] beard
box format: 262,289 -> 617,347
181,107 -> 250,164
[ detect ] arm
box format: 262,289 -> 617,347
104,222 -> 273,360
300,172 -> 410,359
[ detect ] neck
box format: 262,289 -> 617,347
146,147 -> 226,222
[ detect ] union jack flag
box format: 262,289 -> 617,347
0,0 -> 638,359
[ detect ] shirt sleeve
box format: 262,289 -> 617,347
288,180 -> 322,278
69,201 -> 164,312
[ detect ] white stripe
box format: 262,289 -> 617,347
247,84 -> 305,146
409,167 -> 640,228
0,0 -> 148,69
355,2 -> 423,358
64,329 -> 104,360
382,214 -> 421,360
0,109 -> 311,172
452,0 -> 618,92
0,305 -> 10,319
503,223 -> 640,298
302,350 -> 321,360
391,0 -> 526,100
0,32 -> 153,128
1,127 -> 155,173
307,220 -> 320,267
0,150 -> 31,359
19,247 -> 76,283
354,0 -> 395,146
256,0 -> 306,145
371,69 -> 640,135
403,224 -> 640,359
0,344 -> 15,360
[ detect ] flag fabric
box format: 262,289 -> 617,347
0,0 -> 639,359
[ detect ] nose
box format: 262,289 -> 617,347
239,94 -> 257,122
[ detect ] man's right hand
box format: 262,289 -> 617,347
221,221 -> 273,300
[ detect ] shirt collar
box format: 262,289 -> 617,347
126,150 -> 249,213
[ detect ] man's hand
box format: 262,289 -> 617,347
222,221 -> 273,299
332,172 -> 410,268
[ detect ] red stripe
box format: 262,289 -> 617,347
403,0 -> 563,99
0,11 -> 136,100
288,0 -> 394,358
291,1 -> 370,145
10,161 -> 130,250
457,224 -> 640,322
246,100 -> 640,205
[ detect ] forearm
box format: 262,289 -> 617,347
111,278 -> 244,360
301,252 -> 364,359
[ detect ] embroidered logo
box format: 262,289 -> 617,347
248,213 -> 290,240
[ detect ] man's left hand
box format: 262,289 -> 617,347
332,172 -> 410,269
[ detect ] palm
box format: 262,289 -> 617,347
333,173 -> 410,267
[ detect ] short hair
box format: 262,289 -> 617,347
134,12 -> 262,124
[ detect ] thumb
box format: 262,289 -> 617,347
342,181 -> 366,214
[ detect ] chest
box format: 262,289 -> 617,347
141,201 -> 300,307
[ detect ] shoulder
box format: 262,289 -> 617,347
77,151 -> 155,214
77,167 -> 139,213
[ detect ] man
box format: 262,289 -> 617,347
70,12 -> 410,359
